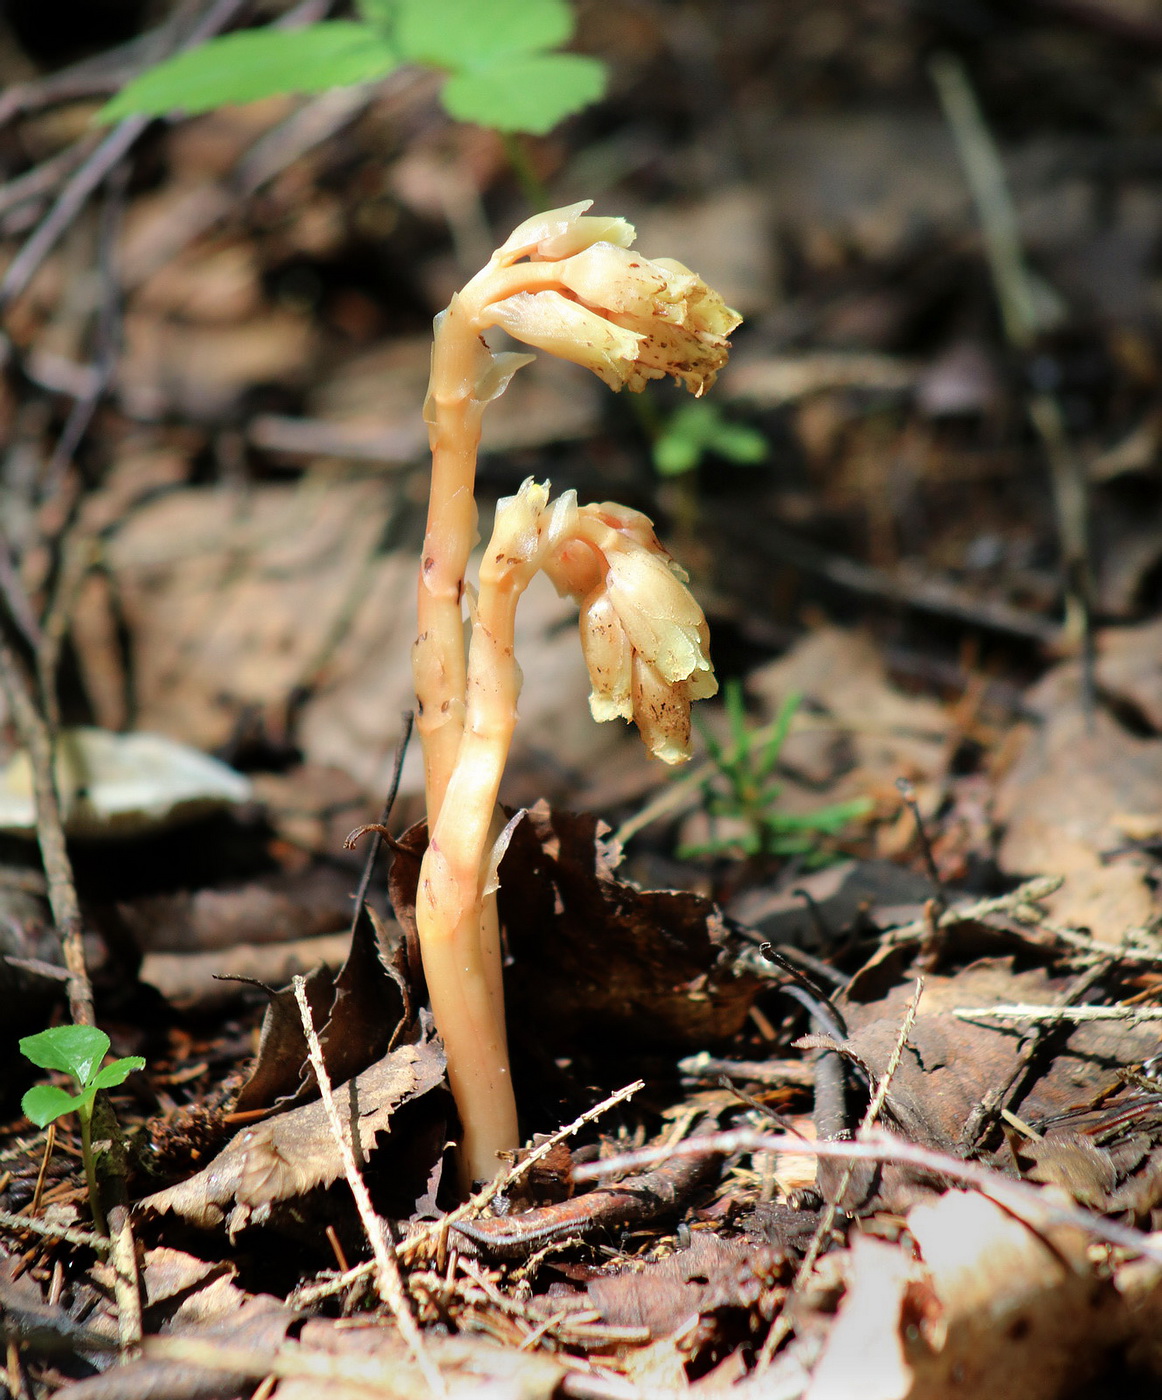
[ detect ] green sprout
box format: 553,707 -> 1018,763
652,400 -> 767,478
681,681 -> 870,864
20,1026 -> 144,1234
99,0 -> 607,139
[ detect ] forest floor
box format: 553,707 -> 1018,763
2,1 -> 1162,1396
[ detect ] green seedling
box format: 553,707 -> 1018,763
681,680 -> 870,864
652,400 -> 767,478
20,1026 -> 144,1234
99,0 -> 607,139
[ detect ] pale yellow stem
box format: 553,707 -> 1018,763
417,540 -> 534,1187
415,298 -> 484,823
414,264 -> 564,823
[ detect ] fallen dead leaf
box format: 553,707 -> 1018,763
140,1022 -> 445,1234
390,803 -> 765,1052
995,661 -> 1162,933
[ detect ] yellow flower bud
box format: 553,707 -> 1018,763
476,202 -> 741,398
486,478 -> 551,571
604,547 -> 715,695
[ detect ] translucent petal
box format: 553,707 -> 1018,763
580,588 -> 633,722
488,477 -> 549,567
632,654 -> 692,764
557,243 -> 672,317
485,290 -> 645,390
604,548 -> 713,686
494,202 -> 637,264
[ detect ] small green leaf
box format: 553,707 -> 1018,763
21,1084 -> 89,1129
653,431 -> 701,477
355,0 -> 398,26
99,23 -> 400,122
396,0 -> 573,69
441,52 -> 606,135
710,421 -> 767,465
20,1026 -> 110,1084
88,1057 -> 147,1093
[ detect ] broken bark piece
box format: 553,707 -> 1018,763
451,1143 -> 722,1260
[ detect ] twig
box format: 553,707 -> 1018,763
961,956 -> 1113,1148
569,1127 -> 1162,1265
0,631 -> 94,1027
290,976 -> 443,1396
954,1002 -> 1162,1023
397,1078 -> 646,1267
38,165 -> 129,510
348,713 -> 414,940
0,0 -> 250,317
0,1206 -> 108,1253
758,977 -> 924,1367
0,138 -> 101,224
931,51 -> 1094,703
879,875 -> 1064,948
895,778 -> 946,914
107,1205 -> 142,1356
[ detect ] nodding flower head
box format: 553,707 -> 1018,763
477,201 -> 742,397
545,502 -> 717,764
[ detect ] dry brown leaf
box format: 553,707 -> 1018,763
586,1233 -> 784,1341
140,1027 -> 445,1234
903,1190 -> 1123,1399
747,627 -> 951,814
804,1234 -> 914,1400
996,662 -> 1162,933
390,803 -> 764,1052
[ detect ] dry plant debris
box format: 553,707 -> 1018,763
5,1 -> 1162,1395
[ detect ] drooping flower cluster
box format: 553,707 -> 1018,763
457,200 -> 742,398
493,489 -> 720,764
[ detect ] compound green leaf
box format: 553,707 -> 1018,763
396,0 -> 573,69
22,1084 -> 88,1129
100,23 -> 399,122
19,1025 -> 110,1083
441,52 -> 605,135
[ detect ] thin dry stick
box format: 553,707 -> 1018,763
0,0 -> 249,316
955,1003 -> 1162,1023
290,976 -> 442,1396
0,1206 -> 108,1252
107,1204 -> 142,1357
573,1127 -> 1162,1263
931,51 -> 1093,685
0,630 -> 93,1027
299,1077 -> 648,1303
401,1078 -> 646,1268
961,955 -> 1112,1148
758,978 -> 924,1367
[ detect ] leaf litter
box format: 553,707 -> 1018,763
6,3 -> 1162,1396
